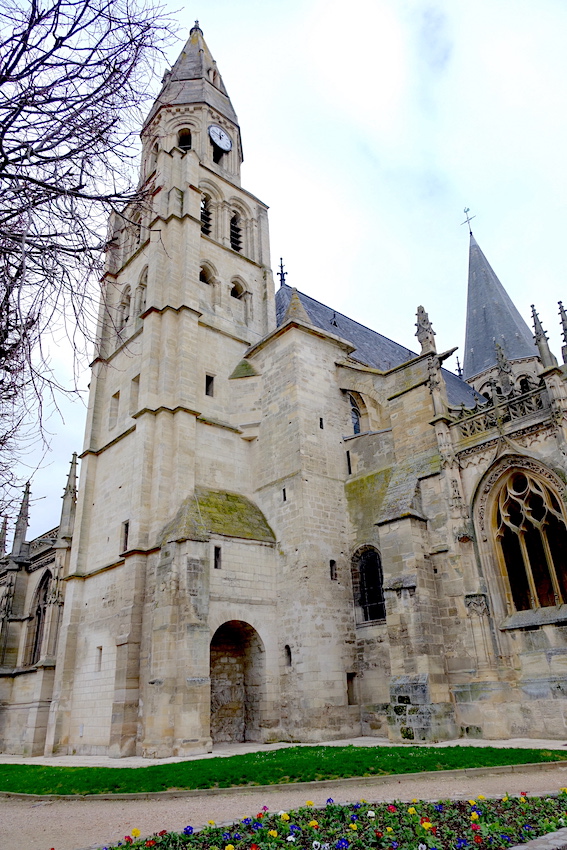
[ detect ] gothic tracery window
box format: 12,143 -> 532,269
351,547 -> 386,623
201,195 -> 212,235
495,471 -> 567,611
349,394 -> 361,435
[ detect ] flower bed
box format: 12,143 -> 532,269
94,790 -> 567,850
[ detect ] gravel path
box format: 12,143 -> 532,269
3,765 -> 567,850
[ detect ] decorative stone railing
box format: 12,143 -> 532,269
450,386 -> 550,440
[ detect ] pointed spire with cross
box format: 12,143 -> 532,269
461,207 -> 476,236
559,301 -> 567,364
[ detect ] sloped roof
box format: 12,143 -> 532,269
275,284 -> 479,407
144,24 -> 239,128
463,234 -> 538,380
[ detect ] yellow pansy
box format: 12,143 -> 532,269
306,801 -> 314,806
468,800 -> 476,806
309,820 -> 319,828
386,827 -> 393,833
471,812 -> 479,821
349,824 -> 358,831
422,822 -> 433,830
281,813 -> 290,821
503,796 -> 509,802
412,798 -> 418,803
131,829 -> 141,838
268,830 -> 278,838
226,845 -> 235,850
408,807 -> 417,814
478,795 -> 486,800
360,799 -> 367,804
560,788 -> 567,793
208,820 -> 216,826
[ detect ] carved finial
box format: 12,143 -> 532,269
532,304 -> 558,370
58,453 -> 78,541
191,20 -> 202,33
456,356 -> 463,379
0,517 -> 6,555
415,305 -> 436,354
278,258 -> 287,287
559,301 -> 567,364
461,207 -> 476,236
11,481 -> 30,558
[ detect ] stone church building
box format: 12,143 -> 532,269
2,25 -> 567,757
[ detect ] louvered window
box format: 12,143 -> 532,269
230,214 -> 242,252
201,196 -> 212,236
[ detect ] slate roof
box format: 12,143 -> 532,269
275,284 -> 480,408
463,234 -> 538,380
144,24 -> 239,128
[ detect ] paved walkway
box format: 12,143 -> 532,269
2,737 -> 567,850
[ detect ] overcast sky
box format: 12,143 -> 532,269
17,0 -> 567,539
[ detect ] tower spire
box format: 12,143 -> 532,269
144,23 -> 238,129
531,305 -> 558,370
462,233 -> 538,381
11,481 -> 30,558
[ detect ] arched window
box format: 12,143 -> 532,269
200,265 -> 212,284
178,129 -> 192,151
25,571 -> 51,666
148,142 -> 158,174
118,287 -> 131,331
495,470 -> 567,611
351,547 -> 386,623
135,268 -> 147,316
349,394 -> 361,435
230,214 -> 242,252
201,195 -> 212,235
230,281 -> 244,299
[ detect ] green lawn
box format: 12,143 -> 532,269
0,745 -> 565,796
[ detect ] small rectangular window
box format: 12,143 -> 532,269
330,559 -> 337,581
205,374 -> 214,396
214,546 -> 222,569
347,672 -> 357,705
319,418 -> 324,429
346,450 -> 352,475
109,391 -> 120,429
282,488 -> 287,502
95,646 -> 103,673
129,375 -> 140,416
121,520 -> 129,553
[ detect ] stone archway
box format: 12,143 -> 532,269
209,620 -> 265,743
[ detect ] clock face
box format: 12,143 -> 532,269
208,124 -> 232,152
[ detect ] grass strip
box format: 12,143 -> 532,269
0,745 -> 565,796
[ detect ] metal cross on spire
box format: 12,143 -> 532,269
278,258 -> 287,287
461,207 -> 476,235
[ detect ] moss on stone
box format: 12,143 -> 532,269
229,359 -> 259,379
159,487 -> 275,545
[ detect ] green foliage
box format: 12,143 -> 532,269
0,745 -> 565,796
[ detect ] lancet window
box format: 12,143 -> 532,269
201,195 -> 212,235
349,394 -> 361,435
24,571 -> 51,666
351,547 -> 386,623
118,287 -> 131,331
495,471 -> 567,611
230,214 -> 242,252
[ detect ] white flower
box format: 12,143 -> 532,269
312,843 -> 321,850
419,843 -> 427,850
367,810 -> 376,818
287,837 -> 296,843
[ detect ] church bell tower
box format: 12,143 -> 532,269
45,24 -> 278,757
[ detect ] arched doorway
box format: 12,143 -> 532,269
209,620 -> 265,743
